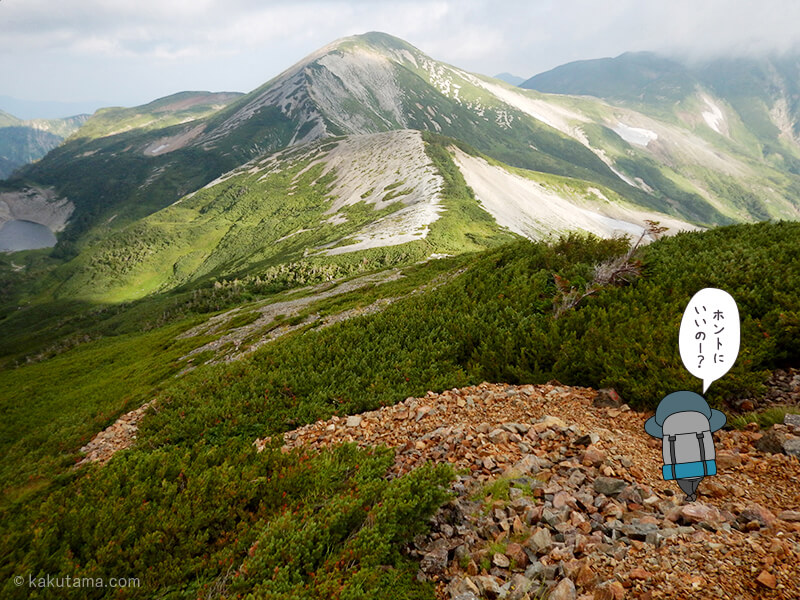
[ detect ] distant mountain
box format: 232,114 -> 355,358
13,33 -> 634,239
522,51 -> 800,153
0,111 -> 90,179
4,32 -> 800,306
72,91 -> 244,141
520,52 -> 694,105
493,72 -> 526,86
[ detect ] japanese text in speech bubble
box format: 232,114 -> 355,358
679,288 -> 740,393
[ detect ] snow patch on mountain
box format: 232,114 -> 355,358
701,95 -> 726,135
612,123 -> 658,147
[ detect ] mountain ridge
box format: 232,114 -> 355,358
3,32 -> 800,310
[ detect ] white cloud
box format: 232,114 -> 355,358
2,0 -> 799,106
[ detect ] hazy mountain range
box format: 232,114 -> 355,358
0,110 -> 89,179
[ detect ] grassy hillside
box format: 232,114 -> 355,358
8,132 -> 512,304
1,222 -> 798,598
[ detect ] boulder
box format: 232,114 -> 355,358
738,503 -> 776,528
593,477 -> 628,496
679,502 -> 727,525
755,427 -> 789,454
549,578 -> 577,600
528,527 -> 553,553
345,415 -> 362,428
420,544 -> 449,575
593,388 -> 622,408
783,438 -> 800,457
784,413 -> 800,430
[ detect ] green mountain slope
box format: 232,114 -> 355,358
1,222 -> 798,599
521,52 -> 695,107
522,51 -> 800,170
35,129 -> 701,304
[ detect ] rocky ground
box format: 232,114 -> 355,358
731,368 -> 800,411
261,383 -> 800,600
78,375 -> 800,599
75,399 -> 156,466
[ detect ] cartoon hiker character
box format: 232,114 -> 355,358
644,391 -> 726,502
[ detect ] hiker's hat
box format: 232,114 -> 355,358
644,390 -> 726,439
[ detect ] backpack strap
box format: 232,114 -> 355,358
697,432 -> 708,476
668,435 -> 677,480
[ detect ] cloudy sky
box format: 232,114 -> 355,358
2,0 -> 799,117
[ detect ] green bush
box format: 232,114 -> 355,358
1,442 -> 452,600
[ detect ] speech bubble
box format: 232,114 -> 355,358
679,288 -> 740,393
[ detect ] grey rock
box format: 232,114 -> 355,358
503,422 -> 530,434
567,470 -> 586,487
420,545 -> 448,574
593,476 -> 628,496
645,531 -> 664,546
511,454 -> 547,474
784,413 -> 800,429
529,527 -> 553,553
345,415 -> 362,427
755,427 -> 789,454
525,561 -> 558,581
617,485 -> 643,505
620,521 -> 659,540
488,428 -> 509,444
783,438 -> 800,457
541,507 -> 561,527
548,577 -> 577,600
